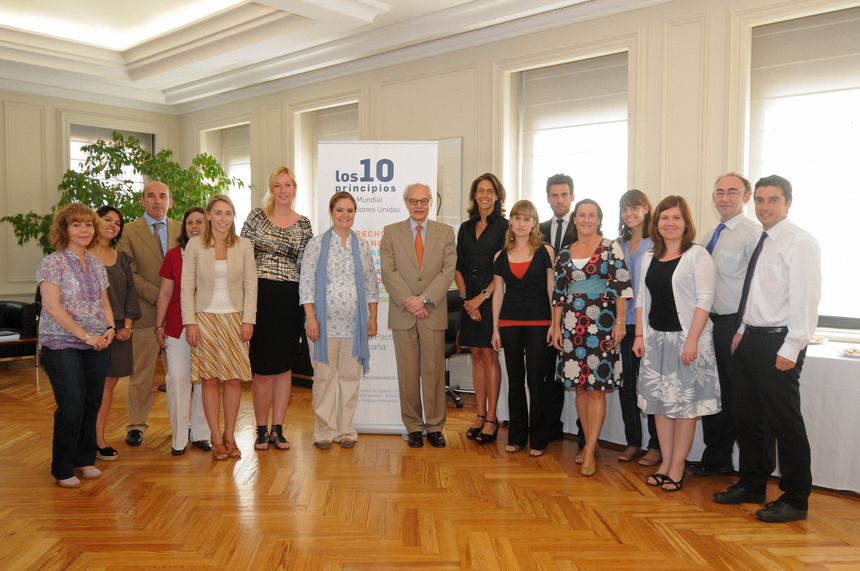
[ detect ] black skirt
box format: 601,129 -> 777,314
249,278 -> 302,375
458,269 -> 494,348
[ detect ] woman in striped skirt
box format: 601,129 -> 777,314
181,194 -> 258,461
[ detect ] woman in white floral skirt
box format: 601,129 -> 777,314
633,195 -> 720,493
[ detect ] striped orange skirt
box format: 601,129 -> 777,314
190,312 -> 252,382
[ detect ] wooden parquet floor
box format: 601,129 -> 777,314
1,363 -> 859,570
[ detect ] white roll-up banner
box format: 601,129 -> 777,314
317,141 -> 439,433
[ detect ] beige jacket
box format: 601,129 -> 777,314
180,236 -> 258,325
380,218 -> 456,330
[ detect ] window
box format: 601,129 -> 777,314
749,7 -> 860,327
220,125 -> 252,227
70,124 -> 154,195
295,102 -> 359,227
201,124 -> 251,226
519,53 -> 628,232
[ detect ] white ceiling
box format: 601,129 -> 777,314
0,0 -> 657,113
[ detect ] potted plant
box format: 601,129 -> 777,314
1,131 -> 244,254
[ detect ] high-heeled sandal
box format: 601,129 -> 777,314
466,414 -> 486,440
475,419 -> 498,445
223,436 -> 241,459
269,424 -> 290,450
661,472 -> 685,492
254,425 -> 269,450
211,442 -> 228,461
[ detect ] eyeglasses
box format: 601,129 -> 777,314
713,190 -> 744,198
407,198 -> 431,206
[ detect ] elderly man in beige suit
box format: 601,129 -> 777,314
117,181 -> 181,446
380,183 -> 456,448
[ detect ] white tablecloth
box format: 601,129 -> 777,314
455,341 -> 860,493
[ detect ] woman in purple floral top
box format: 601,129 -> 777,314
37,203 -> 117,489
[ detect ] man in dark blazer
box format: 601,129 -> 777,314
538,173 -> 583,445
117,181 -> 181,447
380,183 -> 456,449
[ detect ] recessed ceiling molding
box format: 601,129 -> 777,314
171,0 -> 669,109
260,0 -> 391,24
0,0 -> 669,111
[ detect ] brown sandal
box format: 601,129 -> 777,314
223,435 -> 241,459
211,442 -> 228,461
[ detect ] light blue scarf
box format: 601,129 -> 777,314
313,228 -> 371,373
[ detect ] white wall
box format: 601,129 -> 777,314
1,0 -> 853,295
0,90 -> 178,296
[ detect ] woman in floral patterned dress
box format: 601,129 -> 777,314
551,199 -> 632,476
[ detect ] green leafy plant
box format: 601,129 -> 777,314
1,131 -> 244,254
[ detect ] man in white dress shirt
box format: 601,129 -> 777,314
688,173 -> 771,477
713,174 -> 821,523
538,174 -> 583,446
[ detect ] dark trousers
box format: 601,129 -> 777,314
543,345 -> 584,443
42,346 -> 110,480
731,331 -> 810,509
699,314 -> 738,466
618,324 -> 659,450
501,326 -> 549,450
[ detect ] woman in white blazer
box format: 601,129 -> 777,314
633,195 -> 719,493
181,194 -> 257,461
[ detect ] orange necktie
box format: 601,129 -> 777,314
415,224 -> 424,268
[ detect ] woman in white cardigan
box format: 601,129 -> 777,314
633,195 -> 719,493
181,194 -> 258,461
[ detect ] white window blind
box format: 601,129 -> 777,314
749,7 -> 860,324
520,52 -> 628,231
220,124 -> 251,227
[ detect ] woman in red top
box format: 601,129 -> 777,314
491,200 -> 555,456
154,207 -> 211,455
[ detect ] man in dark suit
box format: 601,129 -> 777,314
538,174 -> 582,445
117,181 -> 181,447
380,183 -> 456,449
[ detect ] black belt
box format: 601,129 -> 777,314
709,312 -> 737,320
744,325 -> 788,335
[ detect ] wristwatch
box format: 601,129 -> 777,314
481,289 -> 491,300
421,295 -> 430,305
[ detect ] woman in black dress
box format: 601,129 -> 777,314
454,173 -> 508,444
89,206 -> 140,461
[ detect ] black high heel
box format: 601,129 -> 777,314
466,414 -> 486,440
475,419 -> 499,445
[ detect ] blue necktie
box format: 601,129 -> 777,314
705,223 -> 726,254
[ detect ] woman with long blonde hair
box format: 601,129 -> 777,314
490,200 -> 554,456
181,194 -> 257,461
241,166 -> 313,451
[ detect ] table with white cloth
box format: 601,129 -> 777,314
488,341 -> 860,493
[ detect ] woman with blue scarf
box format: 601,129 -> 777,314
299,192 -> 379,450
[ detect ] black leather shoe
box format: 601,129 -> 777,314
686,461 -> 734,476
407,432 -> 424,448
755,499 -> 808,523
126,430 -> 143,446
158,384 -> 167,392
713,483 -> 766,505
171,446 -> 186,456
191,440 -> 211,451
427,432 -> 447,448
